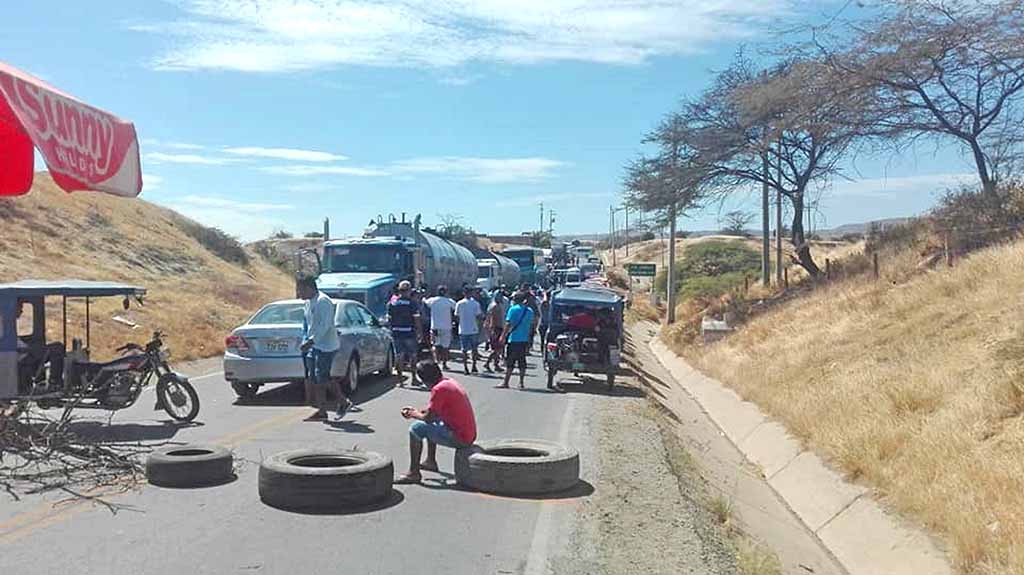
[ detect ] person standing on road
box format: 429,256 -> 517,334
387,280 -> 421,386
395,361 -> 477,485
454,289 -> 483,374
482,290 -> 507,372
297,276 -> 348,421
500,292 -> 534,390
425,286 -> 456,370
517,283 -> 540,352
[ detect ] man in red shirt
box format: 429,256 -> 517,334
395,361 -> 477,484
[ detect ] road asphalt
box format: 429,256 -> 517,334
0,351 -> 608,575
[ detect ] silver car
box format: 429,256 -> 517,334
223,298 -> 395,400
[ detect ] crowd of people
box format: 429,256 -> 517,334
385,279 -> 559,392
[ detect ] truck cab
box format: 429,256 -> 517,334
476,259 -> 500,291
317,237 -> 412,320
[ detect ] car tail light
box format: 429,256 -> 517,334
226,334 -> 250,352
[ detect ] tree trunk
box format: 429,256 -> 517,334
968,137 -> 997,198
790,194 -> 821,277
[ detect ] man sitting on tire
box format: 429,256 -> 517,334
395,361 -> 477,485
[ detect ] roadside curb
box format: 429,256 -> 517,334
647,336 -> 952,575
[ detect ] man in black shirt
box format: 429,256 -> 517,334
387,280 -> 421,386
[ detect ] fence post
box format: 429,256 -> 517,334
944,232 -> 953,267
873,252 -> 879,279
784,267 -> 789,290
825,258 -> 831,280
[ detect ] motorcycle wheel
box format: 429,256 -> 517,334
159,376 -> 200,422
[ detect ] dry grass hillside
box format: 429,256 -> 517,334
688,238 -> 1024,575
0,174 -> 294,361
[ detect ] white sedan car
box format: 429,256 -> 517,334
223,298 -> 395,400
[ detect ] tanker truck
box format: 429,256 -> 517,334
313,214 -> 477,320
476,252 -> 521,292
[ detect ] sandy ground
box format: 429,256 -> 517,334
551,381 -> 737,575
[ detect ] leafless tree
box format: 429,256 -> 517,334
674,55 -> 867,275
814,0 -> 1024,196
720,210 -> 755,236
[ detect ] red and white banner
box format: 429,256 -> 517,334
0,61 -> 142,197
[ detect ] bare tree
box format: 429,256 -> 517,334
815,0 -> 1024,196
675,55 -> 866,275
720,210 -> 754,236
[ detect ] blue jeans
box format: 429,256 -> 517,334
409,420 -> 468,448
304,348 -> 336,385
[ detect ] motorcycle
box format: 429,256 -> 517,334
53,331 -> 201,422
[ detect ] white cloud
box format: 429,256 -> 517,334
143,0 -> 792,72
140,138 -> 206,150
261,165 -> 389,177
175,194 -> 294,213
223,146 -> 348,162
826,173 -> 976,198
495,191 -> 612,208
143,174 -> 164,190
392,156 -> 565,183
145,152 -> 236,165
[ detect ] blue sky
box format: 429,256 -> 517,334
5,1 -> 978,240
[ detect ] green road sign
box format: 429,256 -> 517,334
626,263 -> 656,277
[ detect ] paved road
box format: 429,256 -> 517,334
0,352 -> 601,575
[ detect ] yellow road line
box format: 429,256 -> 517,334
0,407 -> 309,544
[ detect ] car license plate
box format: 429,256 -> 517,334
264,339 -> 290,353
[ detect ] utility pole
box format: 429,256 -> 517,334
761,152 -> 770,286
539,203 -> 544,236
323,217 -> 331,241
667,203 -> 678,324
609,206 -> 616,267
548,210 -> 556,236
776,142 -> 784,285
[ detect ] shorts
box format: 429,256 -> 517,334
409,420 -> 470,449
505,341 -> 528,371
460,333 -> 479,352
432,328 -> 452,349
303,348 -> 336,385
394,335 -> 418,358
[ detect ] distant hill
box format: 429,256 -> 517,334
0,173 -> 294,360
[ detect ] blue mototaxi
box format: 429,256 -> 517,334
0,280 -> 146,401
543,287 -> 625,390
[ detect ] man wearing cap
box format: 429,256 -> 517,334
424,285 -> 456,370
387,280 -> 421,386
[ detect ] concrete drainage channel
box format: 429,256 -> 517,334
145,439 -> 582,510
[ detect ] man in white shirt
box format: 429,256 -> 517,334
298,276 -> 346,421
454,289 -> 483,374
424,286 -> 456,370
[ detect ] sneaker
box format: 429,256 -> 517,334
335,399 -> 352,420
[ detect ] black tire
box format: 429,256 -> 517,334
455,439 -> 579,496
343,356 -> 360,395
146,444 -> 234,487
231,381 -> 259,400
158,375 -> 200,422
259,449 -> 393,511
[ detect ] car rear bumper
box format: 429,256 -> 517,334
223,352 -> 305,384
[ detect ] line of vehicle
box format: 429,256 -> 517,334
0,404 -> 306,544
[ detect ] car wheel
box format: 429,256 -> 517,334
344,356 -> 359,394
455,439 -> 580,496
231,381 -> 259,400
258,449 -> 393,511
146,444 -> 234,487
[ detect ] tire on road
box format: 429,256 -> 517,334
454,439 -> 579,496
259,449 -> 393,511
146,444 -> 234,487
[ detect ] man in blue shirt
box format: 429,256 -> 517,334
499,292 -> 534,389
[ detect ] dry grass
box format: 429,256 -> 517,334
684,238 -> 1024,575
0,174 -> 294,361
